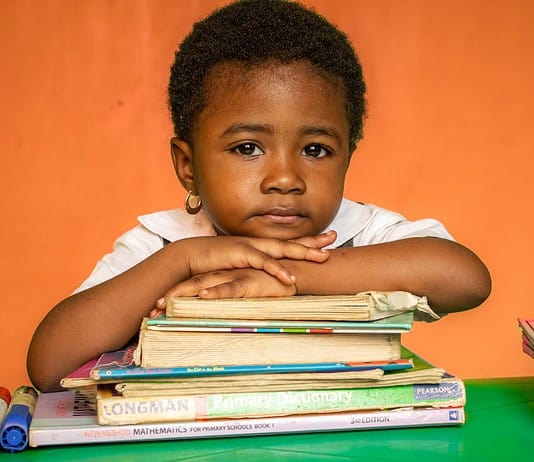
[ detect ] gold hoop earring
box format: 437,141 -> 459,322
185,191 -> 202,215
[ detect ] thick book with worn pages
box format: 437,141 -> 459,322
96,377 -> 466,425
135,323 -> 402,368
165,291 -> 437,321
29,389 -> 464,447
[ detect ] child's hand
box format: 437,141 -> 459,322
163,267 -> 297,300
155,231 -> 336,308
182,232 -> 334,285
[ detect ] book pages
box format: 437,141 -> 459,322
166,291 -> 437,321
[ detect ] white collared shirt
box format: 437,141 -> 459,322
74,199 -> 453,293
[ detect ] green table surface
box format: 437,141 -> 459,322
6,377 -> 534,462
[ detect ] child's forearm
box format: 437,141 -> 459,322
283,237 -> 491,314
27,241 -> 194,392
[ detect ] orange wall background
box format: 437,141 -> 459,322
1,0 -> 533,391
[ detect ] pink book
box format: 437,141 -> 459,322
60,358 -> 98,388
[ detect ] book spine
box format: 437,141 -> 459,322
97,380 -> 466,425
30,406 -> 464,447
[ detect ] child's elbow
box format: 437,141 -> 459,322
460,256 -> 492,310
27,350 -> 63,393
28,373 -> 62,394
474,268 -> 492,307
433,244 -> 492,314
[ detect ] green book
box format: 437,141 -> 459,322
96,374 -> 465,425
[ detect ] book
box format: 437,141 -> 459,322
114,366 -> 445,396
165,291 -> 435,321
112,348 -> 445,396
90,349 -> 413,383
60,358 -> 98,389
518,318 -> 534,359
96,377 -> 466,425
146,310 -> 415,333
135,323 -> 402,368
29,389 -> 464,447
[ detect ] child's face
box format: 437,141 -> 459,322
174,60 -> 351,240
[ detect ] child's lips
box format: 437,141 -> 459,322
257,207 -> 305,224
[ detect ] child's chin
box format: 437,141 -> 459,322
248,226 -> 314,242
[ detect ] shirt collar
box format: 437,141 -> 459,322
138,208 -> 216,242
324,199 -> 372,249
138,199 -> 370,248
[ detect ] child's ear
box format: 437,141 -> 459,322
170,137 -> 196,192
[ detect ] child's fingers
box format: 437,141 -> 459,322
249,237 -> 330,264
292,230 -> 337,250
149,307 -> 165,318
197,279 -> 294,299
254,253 -> 296,285
164,271 -> 234,299
197,281 -> 248,299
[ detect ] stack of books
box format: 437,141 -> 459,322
29,291 -> 466,447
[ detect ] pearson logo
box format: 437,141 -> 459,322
413,382 -> 463,400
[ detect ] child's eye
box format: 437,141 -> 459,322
302,144 -> 332,158
232,143 -> 263,156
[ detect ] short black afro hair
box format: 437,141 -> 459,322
168,0 -> 366,151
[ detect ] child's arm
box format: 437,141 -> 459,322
166,237 -> 490,314
286,237 -> 491,313
27,235 -> 332,392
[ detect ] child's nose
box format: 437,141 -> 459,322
260,154 -> 306,194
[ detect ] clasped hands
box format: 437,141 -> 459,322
149,230 -> 336,317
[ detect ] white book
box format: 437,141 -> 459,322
29,389 -> 464,447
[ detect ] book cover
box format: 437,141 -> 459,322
29,389 -> 464,447
89,354 -> 413,383
146,310 -> 414,334
60,358 -> 99,388
96,377 -> 466,425
165,291 -> 433,321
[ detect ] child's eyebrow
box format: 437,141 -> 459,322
220,123 -> 274,138
299,126 -> 343,144
220,123 -> 342,144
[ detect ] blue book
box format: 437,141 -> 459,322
87,344 -> 413,382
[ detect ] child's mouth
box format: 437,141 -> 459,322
258,207 -> 305,225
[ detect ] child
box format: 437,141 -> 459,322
27,0 -> 491,392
